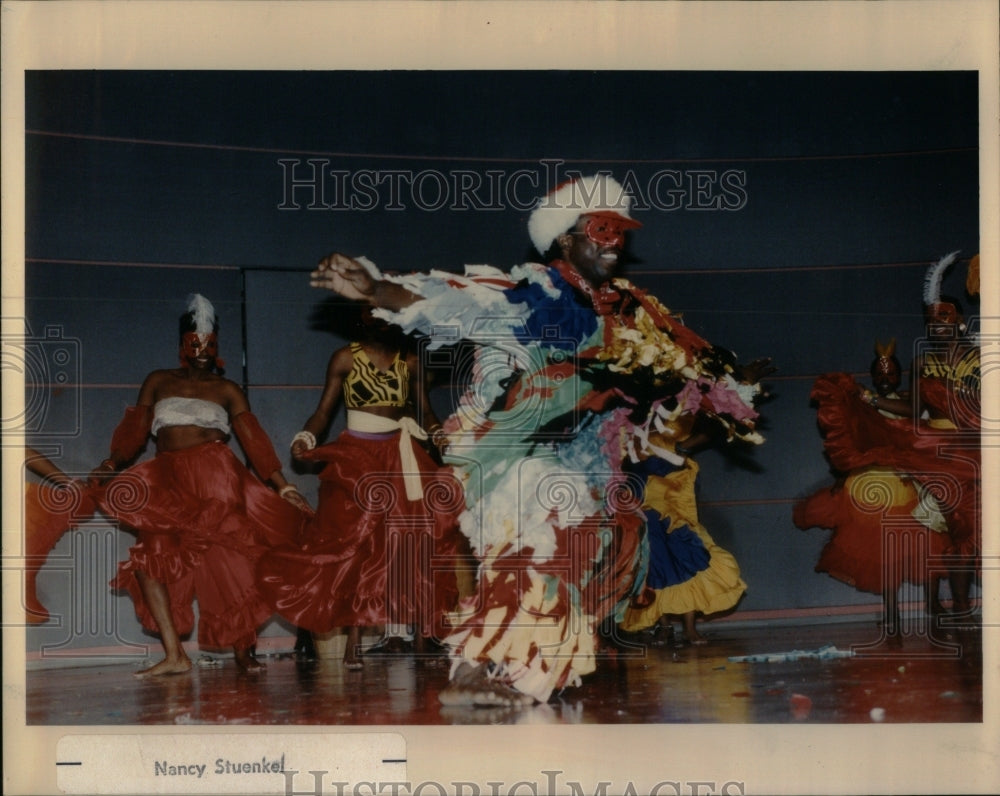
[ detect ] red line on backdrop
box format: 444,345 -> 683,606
25,128 -> 976,165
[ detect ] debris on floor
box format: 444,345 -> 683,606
728,644 -> 854,663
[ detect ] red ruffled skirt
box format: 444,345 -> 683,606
794,468 -> 948,594
24,480 -> 99,621
256,429 -> 465,634
809,372 -> 980,559
102,441 -> 307,648
25,480 -> 98,562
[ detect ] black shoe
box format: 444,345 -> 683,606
414,636 -> 449,659
294,628 -> 318,661
648,623 -> 676,648
364,637 -> 412,655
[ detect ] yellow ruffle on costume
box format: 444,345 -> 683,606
620,460 -> 746,631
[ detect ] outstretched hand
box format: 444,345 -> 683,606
310,252 -> 376,302
737,357 -> 776,385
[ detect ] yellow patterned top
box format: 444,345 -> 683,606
343,342 -> 409,409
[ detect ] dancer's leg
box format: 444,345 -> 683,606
133,570 -> 192,677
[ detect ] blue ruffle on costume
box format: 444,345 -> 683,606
620,454 -> 747,629
625,456 -> 710,588
645,520 -> 711,588
503,268 -> 599,351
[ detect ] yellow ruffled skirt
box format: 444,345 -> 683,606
620,460 -> 746,631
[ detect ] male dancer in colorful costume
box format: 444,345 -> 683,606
312,175 -> 768,706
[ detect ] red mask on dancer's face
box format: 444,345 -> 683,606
926,302 -> 964,339
578,212 -> 642,250
927,302 -> 961,326
872,357 -> 901,396
180,331 -> 219,364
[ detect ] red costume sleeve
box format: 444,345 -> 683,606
231,411 -> 282,480
109,405 -> 153,464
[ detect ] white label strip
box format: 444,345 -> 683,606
57,733 -> 406,795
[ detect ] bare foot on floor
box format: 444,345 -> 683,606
134,656 -> 193,678
233,647 -> 266,674
682,613 -> 708,646
683,629 -> 708,646
438,663 -> 535,708
344,656 -> 364,670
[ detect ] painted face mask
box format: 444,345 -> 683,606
580,211 -> 642,249
180,331 -> 220,366
927,302 -> 961,326
872,357 -> 901,394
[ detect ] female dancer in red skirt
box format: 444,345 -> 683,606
794,341 -> 949,645
258,310 -> 462,669
91,294 -> 312,676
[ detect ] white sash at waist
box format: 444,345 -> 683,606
346,410 -> 429,501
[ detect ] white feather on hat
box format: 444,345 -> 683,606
185,293 -> 217,335
528,174 -> 636,255
922,251 -> 960,307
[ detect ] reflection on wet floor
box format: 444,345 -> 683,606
26,620 -> 982,725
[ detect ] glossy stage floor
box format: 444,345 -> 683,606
26,618 -> 982,725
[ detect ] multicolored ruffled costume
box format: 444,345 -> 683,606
257,346 -> 464,636
372,258 -> 763,701
793,380 -> 950,594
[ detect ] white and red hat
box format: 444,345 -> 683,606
528,174 -> 641,255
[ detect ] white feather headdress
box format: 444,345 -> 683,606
528,174 -> 637,256
922,251 -> 960,307
186,293 -> 217,335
